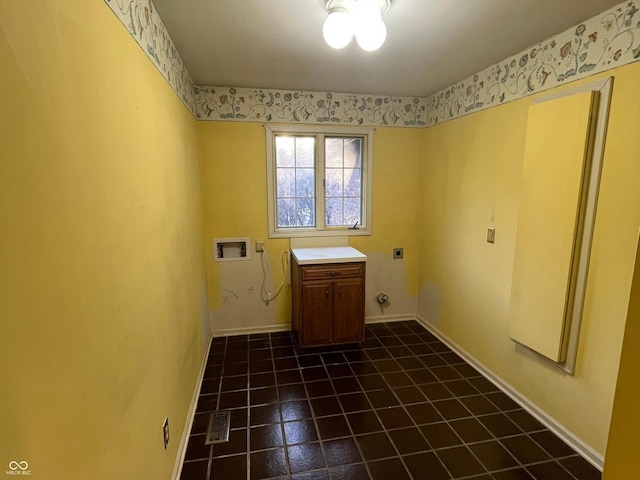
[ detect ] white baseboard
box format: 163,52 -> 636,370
414,315 -> 604,471
172,331 -> 214,480
365,314 -> 416,324
211,315 -> 415,336
210,323 -> 292,337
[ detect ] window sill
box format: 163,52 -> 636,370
268,228 -> 372,239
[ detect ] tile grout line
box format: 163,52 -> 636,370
184,321 -> 601,480
368,328 -> 427,480
294,340 -> 334,478
397,324 -> 585,479
245,337 -> 251,480
384,326 -> 512,478
270,331 -> 292,479
368,325 -> 454,480
322,346 -> 374,480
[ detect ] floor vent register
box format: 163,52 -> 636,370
205,411 -> 231,445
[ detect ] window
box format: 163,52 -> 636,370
266,125 -> 373,238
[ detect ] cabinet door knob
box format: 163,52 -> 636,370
325,289 -> 329,298
338,286 -> 342,297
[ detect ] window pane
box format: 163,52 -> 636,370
296,137 -> 315,167
325,168 -> 343,197
277,199 -> 296,227
344,198 -> 361,225
326,198 -> 344,226
269,128 -> 369,235
275,136 -> 295,167
344,168 -> 361,197
324,136 -> 364,227
276,168 -> 295,197
296,198 -> 315,226
343,138 -> 362,168
296,168 -> 315,198
275,135 -> 316,229
326,138 -> 344,168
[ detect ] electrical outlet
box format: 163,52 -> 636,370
162,417 -> 169,449
393,248 -> 403,259
256,241 -> 265,253
487,227 -> 496,244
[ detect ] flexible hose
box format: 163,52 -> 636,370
260,246 -> 289,304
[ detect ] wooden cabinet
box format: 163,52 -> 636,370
291,259 -> 365,348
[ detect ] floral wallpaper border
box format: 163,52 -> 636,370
424,0 -> 640,127
104,0 -> 196,113
194,87 -> 428,127
105,0 -> 640,128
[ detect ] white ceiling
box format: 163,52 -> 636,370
153,0 -> 622,97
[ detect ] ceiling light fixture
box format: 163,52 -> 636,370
323,0 -> 391,52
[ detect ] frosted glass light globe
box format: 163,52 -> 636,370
323,11 -> 353,49
355,17 -> 386,51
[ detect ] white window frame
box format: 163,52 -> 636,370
266,124 -> 373,238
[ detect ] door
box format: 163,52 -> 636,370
333,277 -> 365,343
300,281 -> 333,346
508,90 -> 597,362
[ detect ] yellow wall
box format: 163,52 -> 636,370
417,63 -> 640,456
603,233 -> 640,479
350,127 -> 423,320
0,2 -> 206,479
198,123 -> 422,333
198,122 -> 290,332
4,1 -> 639,475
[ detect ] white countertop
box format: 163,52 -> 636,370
291,246 -> 367,265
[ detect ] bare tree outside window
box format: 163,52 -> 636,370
275,134 -> 364,229
275,136 -> 315,228
325,137 -> 363,226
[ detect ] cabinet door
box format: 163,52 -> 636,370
333,277 -> 365,343
300,281 -> 333,346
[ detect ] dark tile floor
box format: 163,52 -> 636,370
180,320 -> 602,480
